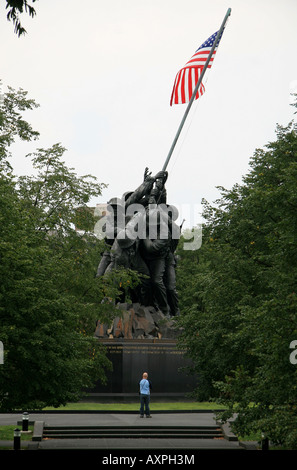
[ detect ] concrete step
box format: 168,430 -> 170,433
42,424 -> 224,440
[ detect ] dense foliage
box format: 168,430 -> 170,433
0,84 -> 138,410
177,105 -> 297,448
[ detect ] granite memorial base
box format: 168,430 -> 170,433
87,339 -> 197,402
87,303 -> 197,401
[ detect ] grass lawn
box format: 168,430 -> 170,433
43,401 -> 224,411
0,425 -> 34,441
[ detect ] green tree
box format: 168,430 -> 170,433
0,82 -> 39,171
5,0 -> 37,36
0,84 -> 136,410
177,110 -> 297,447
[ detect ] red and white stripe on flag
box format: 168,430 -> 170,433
170,31 -> 220,106
170,66 -> 206,106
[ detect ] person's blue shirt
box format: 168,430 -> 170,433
139,378 -> 150,395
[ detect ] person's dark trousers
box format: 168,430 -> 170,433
140,394 -> 150,417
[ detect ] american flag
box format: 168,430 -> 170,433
170,30 -> 223,106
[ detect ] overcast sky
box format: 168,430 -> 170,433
1,0 -> 297,228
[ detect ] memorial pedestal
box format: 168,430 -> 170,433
88,303 -> 197,401
87,338 -> 197,401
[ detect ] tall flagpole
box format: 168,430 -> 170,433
162,7 -> 231,172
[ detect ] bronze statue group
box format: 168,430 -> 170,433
96,168 -> 180,317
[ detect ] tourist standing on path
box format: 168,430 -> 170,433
139,372 -> 152,418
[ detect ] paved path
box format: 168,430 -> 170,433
0,411 -> 257,451
0,410 -> 219,426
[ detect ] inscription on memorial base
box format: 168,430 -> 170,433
91,303 -> 197,397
